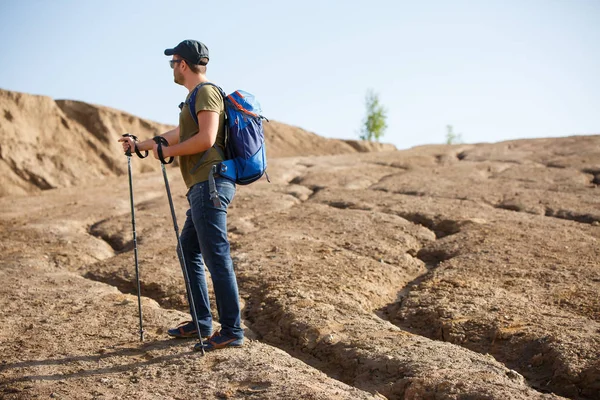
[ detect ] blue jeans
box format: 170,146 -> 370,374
179,177 -> 243,339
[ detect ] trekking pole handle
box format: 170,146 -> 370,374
122,133 -> 149,159
152,136 -> 174,165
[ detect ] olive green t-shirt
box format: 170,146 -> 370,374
178,84 -> 226,188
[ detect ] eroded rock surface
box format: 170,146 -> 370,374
1,134 -> 599,399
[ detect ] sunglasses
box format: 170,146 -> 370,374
169,59 -> 183,69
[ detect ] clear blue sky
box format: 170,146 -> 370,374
1,0 -> 598,149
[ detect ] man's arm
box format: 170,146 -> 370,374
118,126 -> 180,154
158,111 -> 219,158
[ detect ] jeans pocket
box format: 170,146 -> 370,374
187,181 -> 206,208
215,178 -> 236,207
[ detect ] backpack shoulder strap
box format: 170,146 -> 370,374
197,82 -> 227,98
188,82 -> 229,175
187,82 -> 227,126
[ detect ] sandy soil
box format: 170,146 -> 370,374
0,89 -> 598,399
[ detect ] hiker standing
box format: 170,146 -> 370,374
118,40 -> 244,352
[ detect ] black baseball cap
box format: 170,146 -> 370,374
164,40 -> 209,66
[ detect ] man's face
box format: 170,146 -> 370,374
171,56 -> 185,85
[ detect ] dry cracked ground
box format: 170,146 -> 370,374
1,136 -> 599,399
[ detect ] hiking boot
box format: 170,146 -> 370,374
167,321 -> 211,339
193,331 -> 243,352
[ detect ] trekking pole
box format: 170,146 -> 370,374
122,133 -> 148,342
152,136 -> 206,356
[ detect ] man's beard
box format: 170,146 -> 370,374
174,70 -> 184,85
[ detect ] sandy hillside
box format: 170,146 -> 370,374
0,89 -> 394,197
0,89 -> 598,400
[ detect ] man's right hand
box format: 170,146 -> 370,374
118,136 -> 136,154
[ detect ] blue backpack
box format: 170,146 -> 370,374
188,83 -> 268,181
187,83 -> 268,206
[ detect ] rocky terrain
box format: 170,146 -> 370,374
0,89 -> 598,399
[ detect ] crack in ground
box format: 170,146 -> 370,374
88,218 -> 133,253
313,186 -> 598,398
78,249 -> 375,396
372,187 -> 474,204
582,168 -> 600,185
366,172 -> 406,191
493,202 -> 600,225
382,275 -> 564,395
299,203 -> 568,398
372,186 -> 600,227
80,203 -> 377,394
82,269 -> 187,311
544,207 -> 600,225
364,161 -> 410,171
236,197 -> 524,397
238,282 -> 371,394
82,214 -> 191,311
374,214 -> 590,399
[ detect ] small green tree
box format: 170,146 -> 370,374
360,89 -> 387,142
446,125 -> 463,144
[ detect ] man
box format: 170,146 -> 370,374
118,40 -> 244,352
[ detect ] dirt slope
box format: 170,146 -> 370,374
264,121 -> 395,157
0,89 -> 394,197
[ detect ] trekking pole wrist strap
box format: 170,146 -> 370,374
134,144 -> 148,159
152,136 -> 174,165
122,133 -> 148,159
